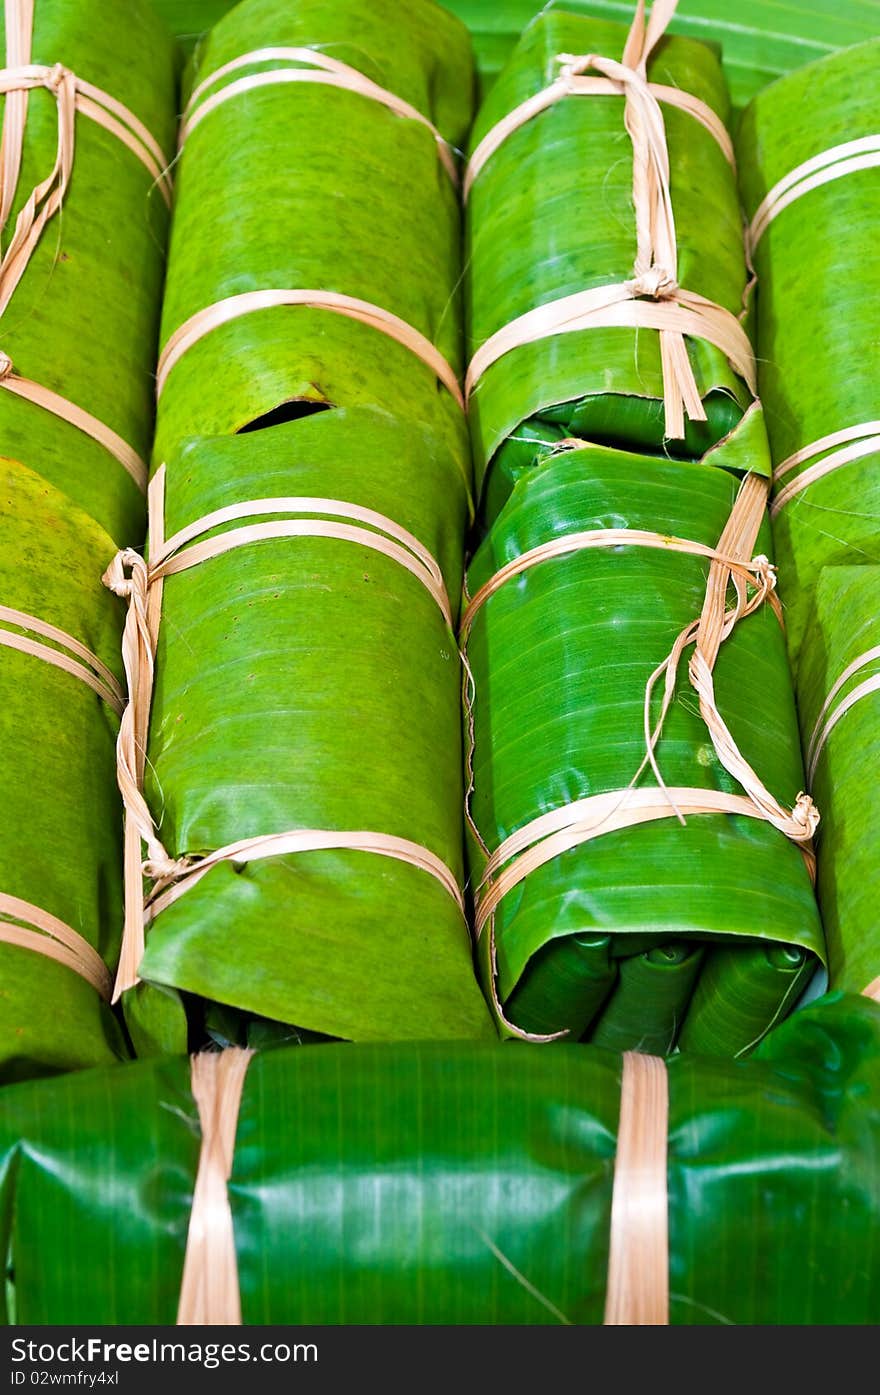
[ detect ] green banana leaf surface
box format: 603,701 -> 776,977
149,0 -> 235,51
147,1 -> 880,110
466,8 -> 752,510
0,459 -> 128,1081
737,39 -> 880,675
1,994 -> 878,1323
135,407 -> 493,1043
796,567 -> 880,998
154,0 -> 474,473
444,0 -> 880,107
464,432 -> 823,1051
0,0 -> 177,546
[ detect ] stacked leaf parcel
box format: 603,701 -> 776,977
108,0 -> 494,1051
0,0 -> 177,1079
738,40 -> 880,674
463,4 -> 825,1053
2,994 -> 880,1324
737,41 -> 880,1006
465,2 -> 756,524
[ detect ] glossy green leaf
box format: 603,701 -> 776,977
1,994 -> 878,1323
465,8 -> 751,507
0,460 -> 128,1080
443,0 -> 880,108
149,0 -> 234,51
796,567 -> 880,998
135,408 -> 493,1042
0,0 -> 177,545
589,943 -> 704,1055
465,429 -> 824,1051
153,0 -> 475,474
736,40 -> 880,674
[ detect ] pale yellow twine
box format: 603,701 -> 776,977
177,1048 -> 253,1326
604,1052 -> 669,1325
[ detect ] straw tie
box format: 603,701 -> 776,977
178,1048 -> 254,1326
604,1052 -> 669,1325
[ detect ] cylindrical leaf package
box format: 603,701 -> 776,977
737,39 -> 880,673
462,439 -> 823,1051
119,407 -> 493,1044
795,567 -> 880,1000
0,996 -> 878,1323
0,460 -> 128,1080
154,0 -> 474,468
465,6 -> 754,516
0,0 -> 177,544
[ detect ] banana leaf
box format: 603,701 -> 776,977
145,1 -> 880,108
465,8 -> 752,510
736,39 -> 880,675
441,0 -> 880,109
149,0 -> 235,52
464,433 -> 824,1052
1,993 -> 878,1324
132,406 -> 493,1043
153,0 -> 474,473
795,567 -> 880,999
0,458 -> 128,1081
0,0 -> 177,546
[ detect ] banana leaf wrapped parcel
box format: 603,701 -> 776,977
462,436 -> 823,1053
797,568 -> 880,1001
465,4 -> 756,519
1,994 -> 878,1324
111,407 -> 493,1046
0,0 -> 177,544
153,0 -> 474,468
0,460 -> 128,1081
736,39 -> 880,674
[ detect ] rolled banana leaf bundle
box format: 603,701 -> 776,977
442,0 -> 878,109
796,568 -> 880,1001
2,994 -> 879,1324
153,0 -> 474,466
0,0 -> 177,545
0,459 -> 128,1081
737,40 -> 880,674
115,405 -> 492,1047
462,436 -> 824,1053
465,4 -> 756,519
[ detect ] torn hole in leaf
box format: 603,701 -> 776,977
237,398 -> 334,433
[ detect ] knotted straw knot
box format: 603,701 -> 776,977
556,51 -> 598,83
751,553 -> 777,594
0,352 -> 13,381
628,267 -> 679,300
44,62 -> 72,94
791,791 -> 821,840
102,547 -> 148,601
143,851 -> 192,883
